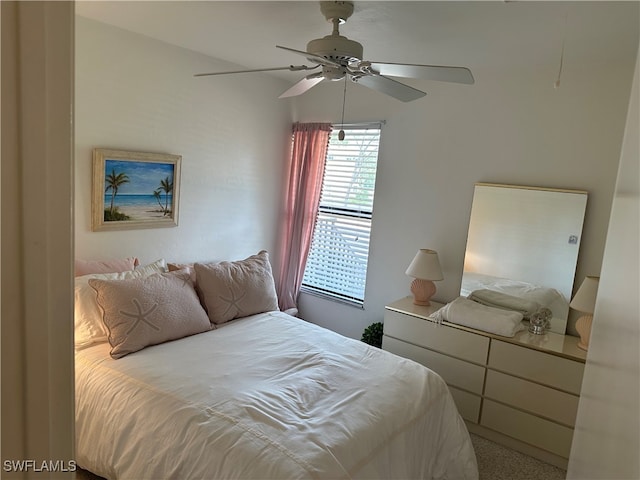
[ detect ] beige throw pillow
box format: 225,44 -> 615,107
74,259 -> 168,349
89,271 -> 211,359
168,262 -> 198,287
194,250 -> 279,324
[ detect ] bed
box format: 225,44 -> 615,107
74,253 -> 478,479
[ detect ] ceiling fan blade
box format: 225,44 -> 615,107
279,72 -> 325,99
276,45 -> 341,68
194,65 -> 319,77
367,62 -> 475,85
354,75 -> 426,102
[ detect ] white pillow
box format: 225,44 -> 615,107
74,259 -> 167,349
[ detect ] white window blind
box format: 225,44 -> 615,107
302,126 -> 381,306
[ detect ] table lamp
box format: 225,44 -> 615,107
569,276 -> 599,351
405,249 -> 444,306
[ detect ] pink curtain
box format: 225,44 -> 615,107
276,122 -> 332,311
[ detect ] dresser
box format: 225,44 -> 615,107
382,296 -> 587,469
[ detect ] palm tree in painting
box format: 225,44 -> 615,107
104,169 -> 130,219
158,176 -> 173,216
153,190 -> 164,213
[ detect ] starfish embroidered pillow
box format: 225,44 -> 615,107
74,259 -> 168,350
89,270 -> 211,359
194,250 -> 279,324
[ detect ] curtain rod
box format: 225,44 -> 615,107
332,121 -> 386,129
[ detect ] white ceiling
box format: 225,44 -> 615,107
76,1 -> 639,81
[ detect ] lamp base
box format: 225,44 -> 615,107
410,278 -> 436,306
575,314 -> 593,351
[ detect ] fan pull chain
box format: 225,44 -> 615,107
554,10 -> 569,89
338,76 -> 347,141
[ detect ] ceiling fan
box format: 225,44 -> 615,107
195,1 -> 474,102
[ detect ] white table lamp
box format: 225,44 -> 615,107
570,276 -> 599,351
405,249 -> 444,306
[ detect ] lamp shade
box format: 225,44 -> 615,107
570,276 -> 599,313
405,249 -> 444,281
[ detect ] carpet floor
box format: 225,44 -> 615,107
471,433 -> 566,480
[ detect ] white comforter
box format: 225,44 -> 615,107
76,311 -> 477,479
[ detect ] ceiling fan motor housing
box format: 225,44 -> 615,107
319,1 -> 354,24
306,35 -> 363,65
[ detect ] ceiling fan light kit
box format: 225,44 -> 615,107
195,1 -> 474,102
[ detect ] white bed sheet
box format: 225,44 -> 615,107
76,311 -> 478,479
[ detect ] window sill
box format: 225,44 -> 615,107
300,287 -> 365,309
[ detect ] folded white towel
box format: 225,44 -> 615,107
430,296 -> 525,337
468,289 -> 540,319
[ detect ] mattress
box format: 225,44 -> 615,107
76,311 -> 478,479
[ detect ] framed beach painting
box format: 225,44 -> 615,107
92,148 -> 182,231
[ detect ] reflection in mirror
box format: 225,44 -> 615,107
461,183 -> 588,334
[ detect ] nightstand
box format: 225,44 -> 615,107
382,296 -> 586,469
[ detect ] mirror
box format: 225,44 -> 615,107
461,183 -> 588,334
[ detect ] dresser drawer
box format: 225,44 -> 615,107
448,386 -> 481,423
384,309 -> 489,364
488,340 -> 584,394
481,400 -> 575,458
485,370 -> 579,426
382,335 -> 486,394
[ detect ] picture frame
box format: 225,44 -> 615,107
92,148 -> 182,232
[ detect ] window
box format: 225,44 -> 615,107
301,125 -> 381,306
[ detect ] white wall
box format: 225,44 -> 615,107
75,17 -> 293,268
294,51 -> 637,339
567,52 -> 639,480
